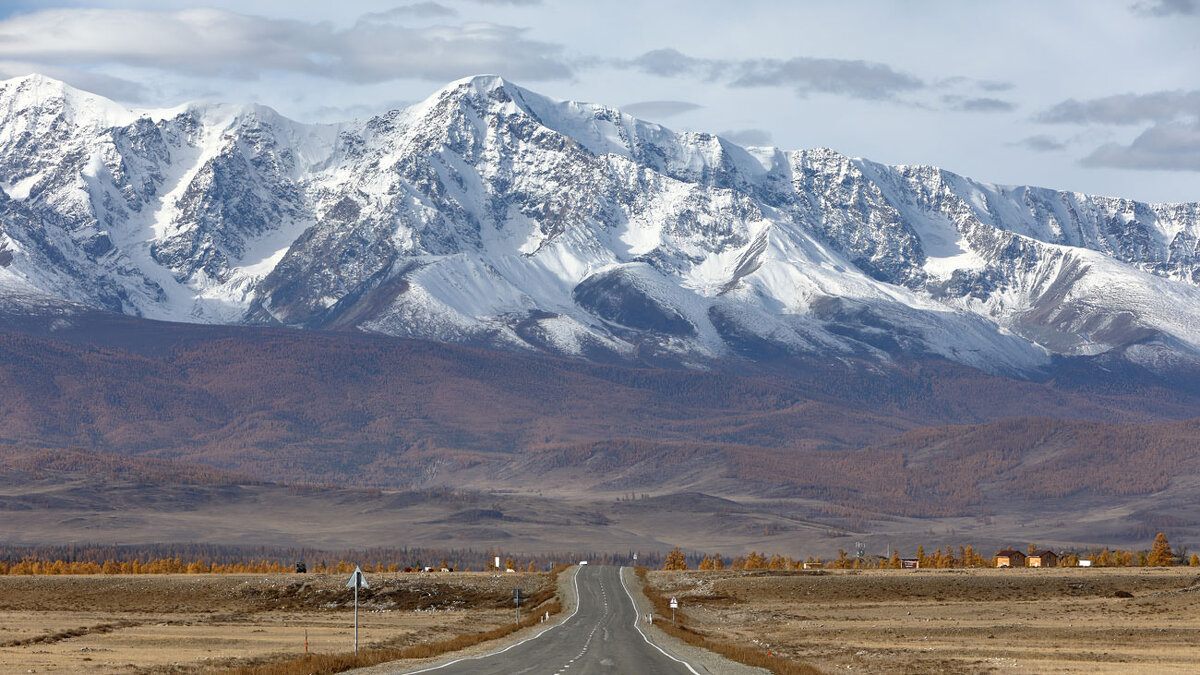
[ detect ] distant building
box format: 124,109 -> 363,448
994,550 -> 1027,567
1078,559 -> 1093,567
1027,550 -> 1058,568
802,561 -> 824,569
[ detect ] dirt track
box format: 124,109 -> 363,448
0,572 -> 551,673
649,567 -> 1200,673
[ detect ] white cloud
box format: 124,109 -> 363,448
0,1 -> 1194,201
0,7 -> 572,83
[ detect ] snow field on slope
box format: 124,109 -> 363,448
3,73 -> 1200,374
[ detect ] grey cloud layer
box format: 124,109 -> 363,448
1083,122 -> 1200,170
0,8 -> 571,83
627,48 -> 922,101
0,7 -> 1014,115
719,128 -> 773,146
1040,89 -> 1200,171
361,3 -> 458,20
944,96 -> 1017,113
1038,90 -> 1200,124
619,100 -> 702,119
730,57 -> 922,100
1018,135 -> 1068,152
1131,0 -> 1199,16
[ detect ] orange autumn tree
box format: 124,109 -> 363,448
1149,533 -> 1174,566
662,547 -> 688,571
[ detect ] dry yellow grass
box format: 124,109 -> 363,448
222,600 -> 562,675
648,567 -> 1200,674
636,567 -> 821,675
0,571 -> 556,674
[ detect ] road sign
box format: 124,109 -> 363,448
346,566 -> 369,589
669,597 -> 678,608
346,566 -> 369,653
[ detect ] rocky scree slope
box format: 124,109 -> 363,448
2,73 -> 1200,376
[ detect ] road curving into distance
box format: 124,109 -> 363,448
395,564 -> 703,674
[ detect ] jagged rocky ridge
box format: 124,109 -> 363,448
2,73 -> 1199,375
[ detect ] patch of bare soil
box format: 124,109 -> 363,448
648,567 -> 1200,674
0,572 -> 551,674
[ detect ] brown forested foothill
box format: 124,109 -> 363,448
3,321 -> 1200,521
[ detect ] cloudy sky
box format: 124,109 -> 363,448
0,0 -> 1197,202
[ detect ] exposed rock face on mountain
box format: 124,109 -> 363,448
2,73 -> 1199,376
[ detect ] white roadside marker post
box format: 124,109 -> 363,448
346,566 -> 370,654
670,596 -> 678,625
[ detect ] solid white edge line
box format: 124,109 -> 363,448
401,565 -> 583,674
618,566 -> 702,675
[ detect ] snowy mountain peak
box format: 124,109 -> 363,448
0,73 -> 138,129
445,73 -> 516,95
2,75 -> 1200,377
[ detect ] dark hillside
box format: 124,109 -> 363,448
1,310 -> 1198,519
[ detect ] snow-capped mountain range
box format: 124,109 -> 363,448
2,73 -> 1199,376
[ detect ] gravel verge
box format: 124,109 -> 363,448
618,566 -> 769,675
352,565 -> 580,674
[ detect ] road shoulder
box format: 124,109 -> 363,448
350,565 -> 581,674
619,566 -> 769,675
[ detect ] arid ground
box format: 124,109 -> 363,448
0,572 -> 551,673
647,567 -> 1200,674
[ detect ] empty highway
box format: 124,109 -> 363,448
397,565 -> 701,674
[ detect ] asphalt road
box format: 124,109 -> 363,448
402,565 -> 700,674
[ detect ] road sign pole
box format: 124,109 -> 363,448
345,566 -> 370,656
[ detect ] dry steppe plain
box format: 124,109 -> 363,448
8,566 -> 1200,674
0,571 -> 551,673
649,566 -> 1200,673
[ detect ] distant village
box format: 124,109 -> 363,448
661,533 -> 1188,571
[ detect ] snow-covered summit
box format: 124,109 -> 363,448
2,74 -> 1199,375
0,74 -> 141,129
